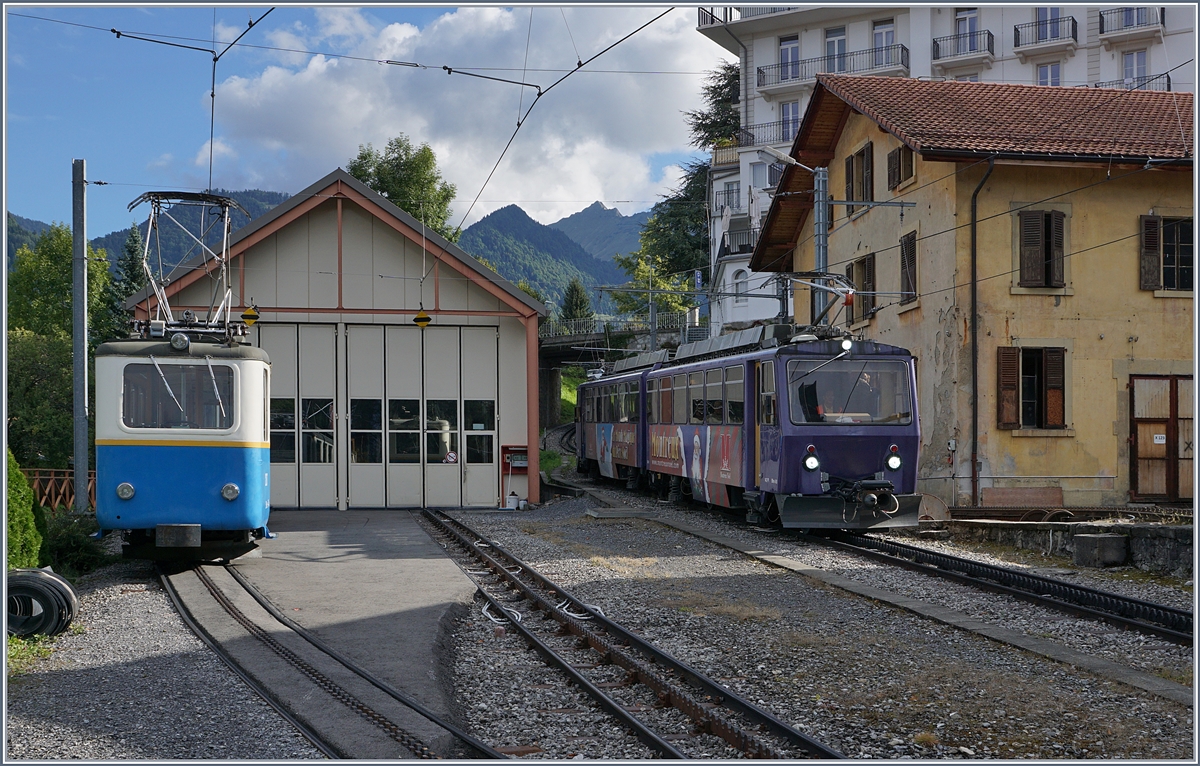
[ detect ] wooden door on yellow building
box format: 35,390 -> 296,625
1130,376 -> 1193,503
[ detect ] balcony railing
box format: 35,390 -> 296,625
714,188 -> 745,214
767,161 -> 787,187
697,7 -> 798,27
723,228 -> 760,255
1014,17 -> 1078,48
932,30 -> 995,60
1095,72 -> 1171,90
733,119 -> 798,147
1099,7 -> 1164,34
711,145 -> 739,166
757,44 -> 909,87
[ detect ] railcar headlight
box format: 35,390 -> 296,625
170,332 -> 190,351
803,445 -> 820,472
886,444 -> 902,471
221,483 -> 240,501
116,482 -> 135,500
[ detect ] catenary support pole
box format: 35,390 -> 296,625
72,159 -> 89,512
970,157 -> 995,508
812,166 -> 829,323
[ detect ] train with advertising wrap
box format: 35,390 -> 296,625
575,324 -> 921,530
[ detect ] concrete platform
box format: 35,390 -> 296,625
221,510 -> 478,755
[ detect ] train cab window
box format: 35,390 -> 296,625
660,378 -> 674,424
301,399 -> 335,463
388,399 -> 420,464
269,398 -> 296,463
706,369 -> 724,424
725,366 -> 745,425
647,379 -> 659,424
786,359 -> 913,425
758,361 -> 777,426
122,362 -> 234,430
689,371 -> 704,424
672,374 -> 687,424
350,399 -> 382,464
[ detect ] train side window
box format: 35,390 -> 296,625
618,383 -> 629,423
660,378 -> 674,424
630,381 -> 640,424
388,399 -> 420,464
270,398 -> 296,463
706,368 -> 724,424
672,374 -> 687,424
647,379 -> 659,424
758,362 -> 777,426
122,362 -> 234,430
725,366 -> 745,425
689,371 -> 704,424
301,398 -> 335,463
350,399 -> 382,464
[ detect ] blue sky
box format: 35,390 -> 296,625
5,5 -> 730,238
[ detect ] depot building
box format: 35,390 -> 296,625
136,169 -> 546,509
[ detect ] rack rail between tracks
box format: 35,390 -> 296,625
814,532 -> 1193,645
424,509 -> 844,760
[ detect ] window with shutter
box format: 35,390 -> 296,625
862,142 -> 874,203
887,148 -> 900,190
1043,347 -> 1065,428
899,231 -> 917,304
845,155 -> 855,217
997,347 -> 1020,429
1018,211 -> 1045,286
1162,218 -> 1194,291
863,253 -> 876,314
1049,211 -> 1065,288
845,262 -> 857,324
1139,215 -> 1163,290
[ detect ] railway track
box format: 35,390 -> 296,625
811,532 -> 1194,646
423,509 -> 844,760
159,564 -> 504,760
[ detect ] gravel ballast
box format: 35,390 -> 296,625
5,560 -> 324,760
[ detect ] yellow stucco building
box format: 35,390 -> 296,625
754,75 -> 1194,508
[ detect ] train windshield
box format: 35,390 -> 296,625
123,363 -> 234,429
786,359 -> 912,425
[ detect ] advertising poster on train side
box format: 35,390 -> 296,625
648,425 -> 743,506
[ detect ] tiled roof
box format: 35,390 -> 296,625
817,74 -> 1193,160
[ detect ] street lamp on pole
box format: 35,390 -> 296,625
758,145 -> 830,323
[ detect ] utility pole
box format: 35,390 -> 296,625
648,262 -> 657,350
72,159 -> 89,513
811,166 -> 829,323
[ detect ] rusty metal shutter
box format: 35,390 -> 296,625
1019,211 -> 1045,287
997,347 -> 1020,430
887,147 -> 900,190
1049,211 -> 1065,288
1140,214 -> 1163,290
1043,347 -> 1066,428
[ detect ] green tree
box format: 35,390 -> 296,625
684,60 -> 741,148
116,224 -> 148,300
7,447 -> 43,570
611,251 -> 693,316
516,278 -> 546,304
560,277 -> 594,321
7,223 -> 112,343
348,135 -> 458,242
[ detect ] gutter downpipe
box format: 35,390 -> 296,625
970,157 -> 995,508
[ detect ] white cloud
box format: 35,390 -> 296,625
193,138 -> 237,167
207,7 -> 734,226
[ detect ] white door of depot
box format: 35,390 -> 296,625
386,326 -> 423,507
461,327 -> 499,507
257,323 -> 299,508
347,325 -> 385,507
299,325 -> 337,507
423,326 -> 461,506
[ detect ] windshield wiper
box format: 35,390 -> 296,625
149,355 -> 186,415
204,356 -> 227,421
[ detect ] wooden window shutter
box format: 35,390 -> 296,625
997,347 -> 1020,429
887,148 -> 900,190
845,155 -> 855,216
1140,214 -> 1163,290
899,232 -> 917,303
845,262 -> 857,323
1018,211 -> 1045,287
864,253 -> 876,314
1049,211 -> 1065,287
863,143 -> 874,202
1043,347 -> 1066,428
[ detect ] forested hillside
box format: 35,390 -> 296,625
549,202 -> 650,262
459,205 -> 622,310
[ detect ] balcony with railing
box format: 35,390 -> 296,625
1099,7 -> 1165,48
731,119 -> 798,148
757,45 -> 909,92
1013,17 -> 1078,62
711,145 -> 739,167
697,7 -> 799,27
932,30 -> 995,72
714,188 -> 745,215
1095,72 -> 1171,90
766,161 -> 787,187
721,228 -> 760,256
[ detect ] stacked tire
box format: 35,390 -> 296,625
7,568 -> 79,637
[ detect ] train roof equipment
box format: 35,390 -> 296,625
126,191 -> 252,344
612,349 -> 670,374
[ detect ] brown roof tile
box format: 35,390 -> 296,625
817,74 -> 1193,160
